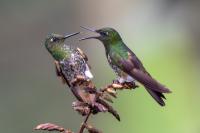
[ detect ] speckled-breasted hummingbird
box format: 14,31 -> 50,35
44,32 -> 120,120
44,32 -> 95,101
80,26 -> 171,106
45,32 -> 93,82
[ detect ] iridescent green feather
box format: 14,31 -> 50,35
50,45 -> 70,61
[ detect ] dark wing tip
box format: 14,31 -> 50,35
158,101 -> 166,106
146,89 -> 167,107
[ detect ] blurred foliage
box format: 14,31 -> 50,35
0,0 -> 199,133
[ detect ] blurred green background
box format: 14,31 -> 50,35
0,0 -> 200,133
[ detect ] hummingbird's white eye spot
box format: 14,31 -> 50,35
101,32 -> 109,36
50,38 -> 54,42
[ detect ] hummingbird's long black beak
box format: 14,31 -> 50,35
64,32 -> 80,39
80,26 -> 97,32
80,26 -> 100,41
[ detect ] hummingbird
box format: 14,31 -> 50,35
44,32 -> 94,101
80,26 -> 171,106
44,32 -> 120,120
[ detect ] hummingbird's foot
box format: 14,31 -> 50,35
106,81 -> 138,91
122,82 -> 139,90
112,79 -> 137,89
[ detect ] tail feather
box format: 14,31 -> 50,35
130,69 -> 171,93
128,69 -> 171,106
146,89 -> 166,106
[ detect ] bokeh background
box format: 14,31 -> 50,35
0,0 -> 200,133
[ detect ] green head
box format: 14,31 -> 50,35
80,26 -> 122,46
44,32 -> 79,60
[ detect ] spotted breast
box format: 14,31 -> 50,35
59,45 -> 93,82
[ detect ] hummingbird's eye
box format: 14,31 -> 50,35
101,32 -> 109,36
50,37 -> 58,42
50,38 -> 54,42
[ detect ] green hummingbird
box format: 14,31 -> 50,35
80,26 -> 171,106
44,32 -> 94,101
44,32 -> 120,120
